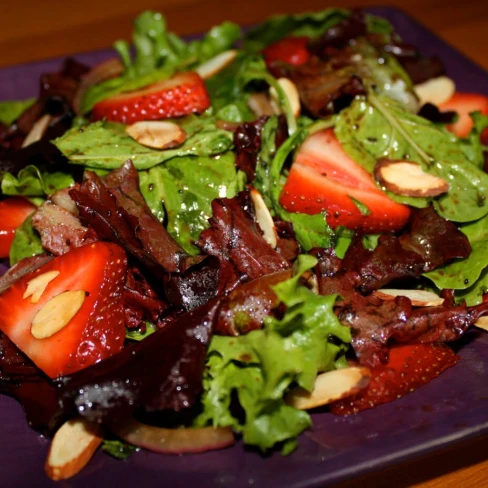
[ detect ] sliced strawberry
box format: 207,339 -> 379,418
91,71 -> 211,124
330,344 -> 459,415
0,242 -> 127,378
0,197 -> 37,258
262,36 -> 311,67
279,129 -> 411,232
439,92 -> 488,138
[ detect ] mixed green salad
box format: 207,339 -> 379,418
0,7 -> 488,480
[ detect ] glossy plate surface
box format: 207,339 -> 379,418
1,7 -> 488,487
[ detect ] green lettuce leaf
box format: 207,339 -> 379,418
125,323 -> 156,341
461,112 -> 488,168
53,118 -> 233,170
9,215 -> 44,266
0,98 -> 35,125
335,94 -> 488,222
146,152 -> 246,254
1,165 -> 74,197
204,52 -> 257,121
102,439 -> 138,460
356,40 -> 418,112
424,213 -> 488,304
139,167 -> 166,223
456,268 -> 488,306
196,255 -> 351,453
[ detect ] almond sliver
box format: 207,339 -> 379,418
22,114 -> 52,148
414,76 -> 456,107
195,50 -> 238,79
269,78 -> 301,118
286,366 -> 371,410
125,121 -> 186,149
23,270 -> 60,303
374,289 -> 444,307
374,160 -> 449,197
45,418 -> 102,481
250,187 -> 277,248
475,316 -> 488,332
247,93 -> 275,117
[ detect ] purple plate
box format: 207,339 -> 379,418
1,7 -> 488,487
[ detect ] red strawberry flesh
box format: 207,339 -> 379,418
0,242 -> 127,378
279,129 -> 411,232
91,71 -> 211,124
330,344 -> 459,415
0,197 -> 37,258
262,36 -> 311,67
440,92 -> 488,138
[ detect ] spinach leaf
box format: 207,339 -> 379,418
356,40 -> 418,112
150,152 -> 246,254
139,167 -> 166,222
205,52 -> 256,121
53,118 -> 233,170
461,112 -> 488,168
425,214 -> 488,300
335,95 -> 488,222
456,268 -> 488,306
0,98 -> 35,125
9,215 -> 44,266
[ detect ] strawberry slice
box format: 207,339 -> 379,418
279,129 -> 411,232
0,242 -> 127,378
439,92 -> 488,138
262,36 -> 311,67
330,344 -> 459,415
91,71 -> 211,124
0,197 -> 37,258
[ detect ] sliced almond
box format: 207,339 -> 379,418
250,187 -> 277,248
247,93 -> 275,117
475,316 -> 488,332
374,159 -> 450,197
125,121 -> 186,149
269,78 -> 301,118
45,417 -> 103,481
23,270 -> 60,303
286,367 -> 371,410
374,288 -> 444,307
195,50 -> 238,79
21,114 -> 52,148
31,290 -> 85,339
414,76 -> 456,107
307,274 -> 319,295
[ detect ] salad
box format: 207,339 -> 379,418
0,7 -> 488,481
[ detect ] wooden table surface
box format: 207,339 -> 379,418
1,0 -> 488,486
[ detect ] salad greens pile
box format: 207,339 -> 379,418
1,8 -> 488,457
196,255 -> 350,453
